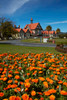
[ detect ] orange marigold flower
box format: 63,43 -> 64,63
24,82 -> 30,88
27,73 -> 30,76
49,95 -> 55,100
14,87 -> 21,92
43,81 -> 48,88
31,90 -> 36,96
39,77 -> 45,81
34,99 -> 38,100
9,96 -> 16,100
11,84 -> 17,88
49,79 -> 53,84
44,91 -> 50,96
14,80 -> 18,84
8,74 -> 12,78
15,75 -> 20,79
3,77 -> 7,81
8,80 -> 12,83
49,89 -> 56,94
15,96 -> 21,100
25,88 -> 28,92
58,80 -> 63,84
40,97 -> 44,100
63,82 -> 67,87
22,94 -> 29,100
60,90 -> 67,95
3,99 -> 8,100
9,96 -> 21,100
14,71 -> 19,74
0,92 -> 4,97
32,79 -> 38,83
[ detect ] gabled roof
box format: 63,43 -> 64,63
23,29 -> 29,33
24,23 -> 39,30
15,28 -> 22,32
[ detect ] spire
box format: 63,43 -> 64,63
31,18 -> 33,24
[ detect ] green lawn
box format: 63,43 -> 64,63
21,38 -> 67,45
54,38 -> 67,45
21,38 -> 41,43
0,44 -> 61,54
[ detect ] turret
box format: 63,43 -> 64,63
31,18 -> 33,24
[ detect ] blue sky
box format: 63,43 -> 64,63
0,0 -> 67,32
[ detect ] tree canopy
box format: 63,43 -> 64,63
56,28 -> 61,33
0,17 -> 18,40
46,25 -> 52,31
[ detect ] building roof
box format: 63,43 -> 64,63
42,30 -> 56,34
24,23 -> 39,30
15,28 -> 22,32
23,29 -> 29,33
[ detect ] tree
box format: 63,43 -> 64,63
46,25 -> 52,31
0,17 -> 18,40
56,28 -> 61,33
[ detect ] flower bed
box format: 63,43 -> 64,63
0,53 -> 67,100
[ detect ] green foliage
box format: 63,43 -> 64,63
58,33 -> 67,38
46,25 -> 52,31
56,28 -> 61,33
0,17 -> 18,40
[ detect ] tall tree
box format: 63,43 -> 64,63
46,25 -> 52,31
56,28 -> 61,33
0,17 -> 18,39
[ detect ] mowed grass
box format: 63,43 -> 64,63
0,44 -> 61,54
22,38 -> 41,43
21,38 -> 67,45
54,38 -> 67,45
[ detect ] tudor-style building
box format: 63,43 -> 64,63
24,18 -> 43,36
14,25 -> 31,39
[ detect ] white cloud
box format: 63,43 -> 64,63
46,20 -> 67,24
0,0 -> 30,15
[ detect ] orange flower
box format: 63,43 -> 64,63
39,71 -> 43,74
15,96 -> 21,100
58,80 -> 63,84
27,73 -> 30,76
22,94 -> 29,100
49,89 -> 56,94
32,79 -> 38,83
3,77 -> 7,81
14,80 -> 18,84
11,84 -> 17,88
31,90 -> 36,96
15,75 -> 20,79
39,77 -> 45,81
3,99 -> 8,100
44,91 -> 50,96
14,71 -> 19,74
49,95 -> 55,100
9,96 -> 16,100
8,74 -> 12,78
49,79 -> 53,84
34,99 -> 38,100
63,82 -> 67,87
0,92 -> 4,97
24,82 -> 30,88
14,87 -> 21,92
9,96 -> 21,100
8,80 -> 12,83
25,88 -> 28,92
43,81 -> 48,88
60,90 -> 67,95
